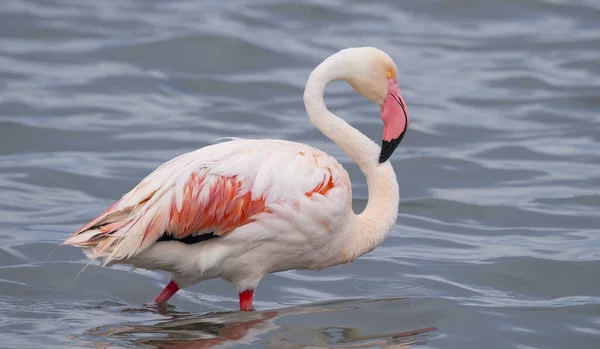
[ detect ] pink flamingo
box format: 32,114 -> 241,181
65,47 -> 410,311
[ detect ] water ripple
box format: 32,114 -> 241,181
0,0 -> 599,348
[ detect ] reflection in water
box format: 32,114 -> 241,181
79,299 -> 436,348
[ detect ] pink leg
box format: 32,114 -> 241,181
154,280 -> 179,303
239,289 -> 254,311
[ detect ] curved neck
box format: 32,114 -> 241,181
303,54 -> 400,261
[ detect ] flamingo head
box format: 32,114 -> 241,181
344,47 -> 410,163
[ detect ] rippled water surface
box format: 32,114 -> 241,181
1,0 -> 599,348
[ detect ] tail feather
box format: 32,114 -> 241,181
64,230 -> 102,246
67,200 -> 122,239
64,196 -> 171,266
65,208 -> 137,265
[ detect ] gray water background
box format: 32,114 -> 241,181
1,0 -> 599,348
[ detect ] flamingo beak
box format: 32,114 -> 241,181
379,79 -> 409,163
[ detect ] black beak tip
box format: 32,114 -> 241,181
378,132 -> 406,164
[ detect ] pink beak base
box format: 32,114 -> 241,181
379,79 -> 409,163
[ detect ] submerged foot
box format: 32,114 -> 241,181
154,280 -> 179,303
239,289 -> 254,311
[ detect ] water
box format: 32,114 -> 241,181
1,0 -> 599,348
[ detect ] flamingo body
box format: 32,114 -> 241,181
66,140 -> 352,305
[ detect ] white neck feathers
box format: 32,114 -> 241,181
303,50 -> 400,262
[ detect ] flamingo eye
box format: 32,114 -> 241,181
386,71 -> 392,78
